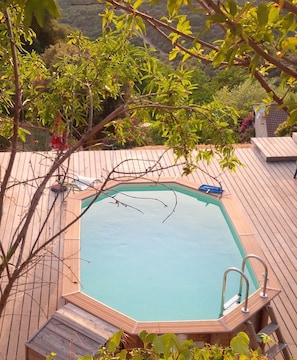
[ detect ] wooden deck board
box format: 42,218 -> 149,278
0,145 -> 296,359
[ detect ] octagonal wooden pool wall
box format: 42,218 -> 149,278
62,179 -> 280,347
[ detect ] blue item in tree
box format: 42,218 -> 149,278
198,184 -> 223,194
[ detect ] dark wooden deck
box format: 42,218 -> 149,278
0,144 -> 296,359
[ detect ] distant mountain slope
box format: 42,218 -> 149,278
56,0 -> 222,52
56,1 -> 262,55
56,0 -> 104,39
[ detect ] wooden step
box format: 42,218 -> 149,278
257,322 -> 279,340
265,343 -> 287,358
246,305 -> 291,360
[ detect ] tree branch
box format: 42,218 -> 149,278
0,8 -> 22,223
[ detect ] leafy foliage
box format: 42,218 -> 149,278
215,79 -> 268,118
25,16 -> 73,53
1,5 -> 242,169
48,330 -> 267,360
99,0 -> 297,131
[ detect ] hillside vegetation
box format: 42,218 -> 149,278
56,0 -> 229,51
56,0 -> 104,39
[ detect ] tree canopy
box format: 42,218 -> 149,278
99,0 -> 297,128
1,0 -> 245,173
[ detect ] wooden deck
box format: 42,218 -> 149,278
251,137 -> 297,161
0,145 -> 296,359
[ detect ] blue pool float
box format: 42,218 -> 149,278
198,184 -> 223,194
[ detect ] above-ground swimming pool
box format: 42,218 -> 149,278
80,183 -> 258,321
63,179 -> 280,343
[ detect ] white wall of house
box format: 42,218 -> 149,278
253,104 -> 267,137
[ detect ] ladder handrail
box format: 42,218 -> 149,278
219,267 -> 249,317
240,254 -> 268,298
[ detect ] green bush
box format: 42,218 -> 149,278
46,330 -> 268,360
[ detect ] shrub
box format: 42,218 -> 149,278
46,330 -> 268,360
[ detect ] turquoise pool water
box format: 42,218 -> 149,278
80,184 -> 258,321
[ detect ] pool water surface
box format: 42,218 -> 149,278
80,184 -> 258,321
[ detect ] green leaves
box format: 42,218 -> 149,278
22,0 -> 60,28
93,330 -> 266,360
167,0 -> 184,16
257,3 -> 269,27
45,352 -> 56,360
103,0 -> 297,135
107,329 -> 123,353
230,331 -> 251,356
282,37 -> 297,52
226,0 -> 238,17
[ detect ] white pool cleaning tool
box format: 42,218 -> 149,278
72,175 -> 99,190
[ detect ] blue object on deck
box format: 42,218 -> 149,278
198,184 -> 223,194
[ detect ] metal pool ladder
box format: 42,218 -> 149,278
219,254 -> 268,317
219,255 -> 291,359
